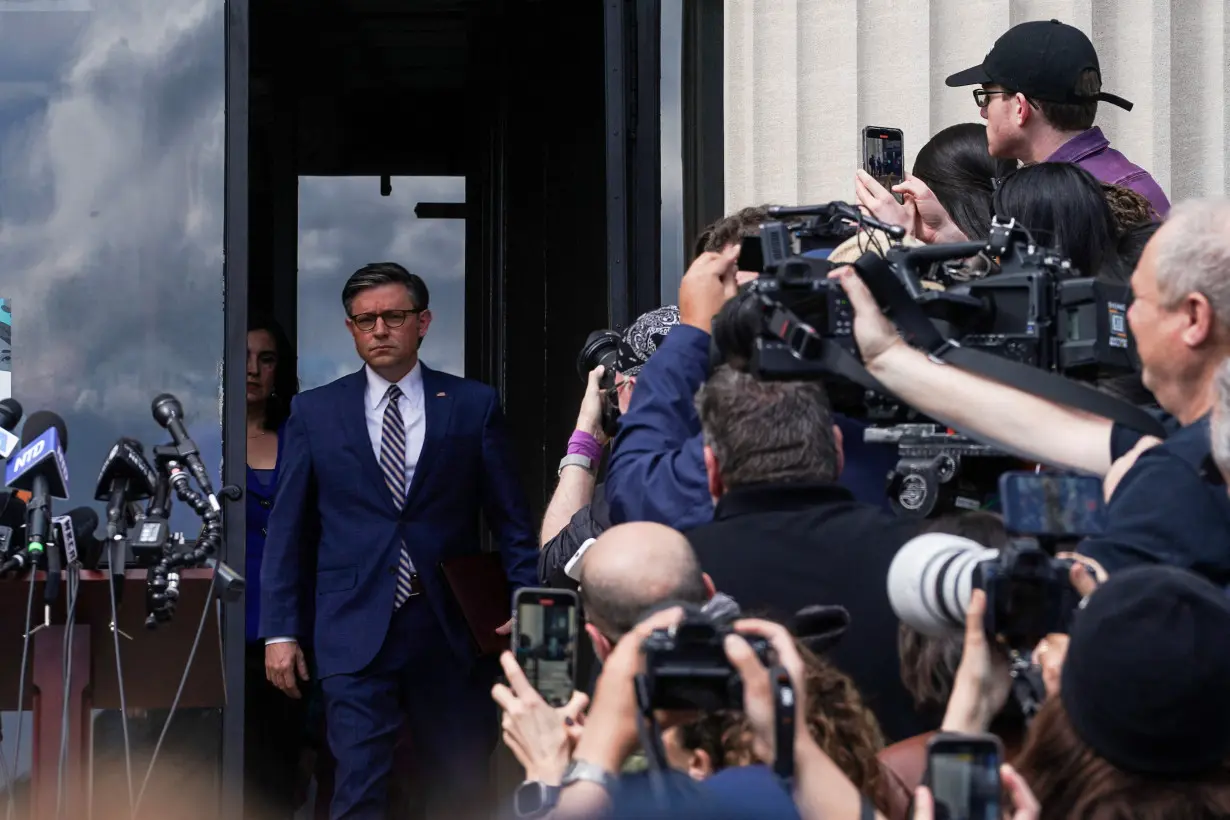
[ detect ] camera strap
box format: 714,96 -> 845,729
852,252 -> 1168,439
770,666 -> 796,783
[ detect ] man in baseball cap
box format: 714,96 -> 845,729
947,19 -> 1169,215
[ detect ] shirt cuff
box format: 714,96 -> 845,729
265,636 -> 296,645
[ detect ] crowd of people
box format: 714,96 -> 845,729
243,18 -> 1230,820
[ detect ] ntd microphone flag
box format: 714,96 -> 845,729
6,425 -> 69,498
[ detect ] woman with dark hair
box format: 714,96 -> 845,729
856,123 -> 1017,243
992,162 -> 1121,281
243,314 -> 304,819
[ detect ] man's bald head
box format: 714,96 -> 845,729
578,522 -> 710,641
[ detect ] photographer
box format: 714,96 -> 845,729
831,197 -> 1230,581
688,365 -> 925,741
538,306 -> 681,587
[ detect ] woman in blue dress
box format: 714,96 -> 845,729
244,314 -> 304,818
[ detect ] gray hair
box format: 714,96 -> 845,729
694,365 -> 839,488
1212,359 -> 1230,482
1153,198 -> 1230,328
341,262 -> 430,316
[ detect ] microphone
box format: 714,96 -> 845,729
94,438 -> 158,542
52,506 -> 103,570
0,398 -> 23,458
151,394 -> 219,512
5,410 -> 69,560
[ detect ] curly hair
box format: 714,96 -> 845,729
672,640 -> 888,812
694,205 -> 772,256
1102,183 -> 1158,231
1015,698 -> 1230,819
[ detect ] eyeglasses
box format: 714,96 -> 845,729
349,309 -> 423,332
972,89 -> 1013,108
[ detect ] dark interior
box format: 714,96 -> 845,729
247,0 -> 665,515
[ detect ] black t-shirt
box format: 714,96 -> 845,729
1082,414 -> 1230,583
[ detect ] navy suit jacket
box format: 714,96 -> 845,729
258,365 -> 538,678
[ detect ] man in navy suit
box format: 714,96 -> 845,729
260,262 -> 538,819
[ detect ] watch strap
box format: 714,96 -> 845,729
558,453 -> 595,476
512,781 -> 560,818
561,758 -> 618,794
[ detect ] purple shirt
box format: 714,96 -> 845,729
1046,127 -> 1171,217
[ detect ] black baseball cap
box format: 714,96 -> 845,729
946,19 -> 1133,111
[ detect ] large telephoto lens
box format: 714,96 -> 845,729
576,330 -> 621,387
887,533 -> 998,637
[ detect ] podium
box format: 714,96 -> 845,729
0,569 -> 224,819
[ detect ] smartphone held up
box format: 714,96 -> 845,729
512,587 -> 580,707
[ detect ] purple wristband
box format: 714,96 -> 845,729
567,430 -> 604,464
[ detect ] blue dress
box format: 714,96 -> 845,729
245,426 -> 284,643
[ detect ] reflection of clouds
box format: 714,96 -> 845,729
297,177 -> 466,390
0,3 -> 223,525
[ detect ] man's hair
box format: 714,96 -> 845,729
1153,197 -> 1230,328
341,262 -> 430,316
1034,68 -> 1101,132
1102,183 -> 1158,231
579,552 -> 708,641
694,205 -> 771,256
1212,359 -> 1230,481
695,365 -> 839,488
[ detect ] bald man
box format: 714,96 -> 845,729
576,522 -> 716,660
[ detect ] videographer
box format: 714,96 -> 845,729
606,208 -> 901,530
538,306 -> 681,587
832,196 -> 1230,581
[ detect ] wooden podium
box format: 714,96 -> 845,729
0,569 -> 224,819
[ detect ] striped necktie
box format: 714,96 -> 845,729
380,384 -> 415,609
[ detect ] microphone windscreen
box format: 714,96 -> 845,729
66,506 -> 100,539
151,394 -> 183,428
0,399 -> 23,431
21,410 -> 68,451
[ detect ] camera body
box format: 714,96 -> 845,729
641,613 -> 773,712
975,540 -> 1082,651
576,329 -> 623,438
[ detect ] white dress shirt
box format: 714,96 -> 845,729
266,363 -> 427,647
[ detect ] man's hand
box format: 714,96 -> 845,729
496,618 -> 513,636
575,365 -> 610,444
1102,435 -> 1163,502
942,590 -> 1012,734
265,640 -> 309,699
724,618 -> 810,766
491,651 -> 589,784
828,266 -> 904,365
679,245 -> 741,332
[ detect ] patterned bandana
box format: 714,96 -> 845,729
616,305 -> 680,376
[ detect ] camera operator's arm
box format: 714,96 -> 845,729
941,590 -> 1012,735
832,267 -> 1116,476
541,366 -> 609,546
727,619 -> 887,820
606,248 -> 741,529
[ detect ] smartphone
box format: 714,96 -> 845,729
512,587 -> 580,707
925,734 -> 1003,820
862,126 -> 905,200
737,235 -> 765,274
998,470 -> 1107,538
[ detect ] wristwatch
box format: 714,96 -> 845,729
558,453 -> 595,476
512,780 -> 560,818
560,758 -> 618,795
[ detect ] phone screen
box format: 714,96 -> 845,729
998,471 -> 1107,537
929,742 -> 1001,820
514,589 -> 579,707
862,126 -> 905,191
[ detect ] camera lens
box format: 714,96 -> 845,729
886,533 -> 998,637
576,330 -> 621,387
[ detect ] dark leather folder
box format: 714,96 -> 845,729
438,552 -> 511,657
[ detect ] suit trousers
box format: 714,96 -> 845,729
321,595 -> 496,820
